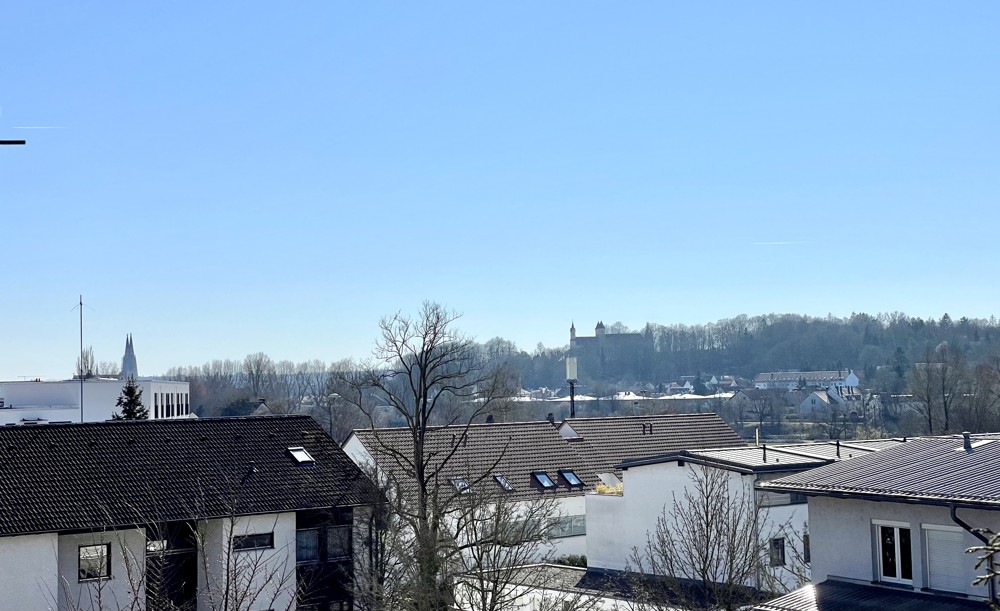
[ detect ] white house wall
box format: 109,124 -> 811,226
0,533 -> 59,610
0,379 -> 190,424
57,529 -> 146,611
197,512 -> 297,611
809,495 -> 995,599
587,461 -> 807,590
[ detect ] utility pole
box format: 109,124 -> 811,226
79,295 -> 84,422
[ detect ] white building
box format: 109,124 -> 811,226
755,433 -> 1000,611
586,439 -> 905,592
0,415 -> 372,611
0,378 -> 191,424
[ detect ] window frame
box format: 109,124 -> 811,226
559,469 -> 583,487
532,471 -> 556,489
79,543 -> 112,582
452,477 -> 472,494
232,532 -> 275,552
873,520 -> 913,585
769,537 -> 786,567
493,473 -> 515,492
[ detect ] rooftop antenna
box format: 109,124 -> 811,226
72,295 -> 84,421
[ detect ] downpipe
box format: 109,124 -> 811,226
950,504 -> 996,605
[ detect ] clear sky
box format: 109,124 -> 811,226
2,2 -> 998,380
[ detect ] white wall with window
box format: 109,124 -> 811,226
586,459 -> 807,590
0,379 -> 191,424
197,512 -> 297,611
808,496 -> 996,598
57,529 -> 146,611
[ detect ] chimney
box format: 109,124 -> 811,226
546,413 -> 555,426
762,444 -> 767,462
836,440 -> 841,458
485,414 -> 494,424
963,431 -> 973,452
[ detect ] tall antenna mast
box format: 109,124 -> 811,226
79,294 -> 84,421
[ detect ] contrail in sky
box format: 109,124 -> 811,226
751,241 -> 805,246
13,126 -> 67,129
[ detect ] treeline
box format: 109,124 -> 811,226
162,312 -> 1000,438
514,312 -> 999,389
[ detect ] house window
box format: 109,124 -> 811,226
327,526 -> 352,559
79,544 -> 111,581
493,474 -> 515,492
875,521 -> 912,584
233,532 -> 274,551
769,538 -> 786,567
803,533 -> 811,564
532,472 -> 556,489
296,529 -> 321,563
551,515 -> 586,538
559,470 -> 583,487
452,478 -> 472,494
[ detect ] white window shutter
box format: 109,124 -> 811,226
926,528 -> 968,594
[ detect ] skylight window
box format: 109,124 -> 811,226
452,478 -> 472,494
288,447 -> 315,463
494,474 -> 515,492
560,470 -> 583,487
532,471 -> 556,489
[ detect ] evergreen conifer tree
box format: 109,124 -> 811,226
112,379 -> 148,420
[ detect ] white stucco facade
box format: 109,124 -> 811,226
0,533 -> 60,610
808,495 -> 995,599
586,460 -> 808,590
0,379 -> 191,424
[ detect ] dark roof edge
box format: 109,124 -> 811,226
620,450 -> 829,475
757,483 -> 1000,510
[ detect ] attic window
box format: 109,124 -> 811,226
532,471 -> 557,489
494,474 -> 515,492
452,478 -> 472,494
560,470 -> 583,487
288,447 -> 315,463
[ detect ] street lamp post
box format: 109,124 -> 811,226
566,356 -> 578,418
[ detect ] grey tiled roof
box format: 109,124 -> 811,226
753,580 -> 987,611
351,421 -> 595,501
761,435 -> 1000,507
559,413 -> 745,476
0,416 -> 375,536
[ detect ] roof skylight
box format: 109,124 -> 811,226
288,447 -> 315,463
494,474 -> 515,492
560,469 -> 583,487
452,478 -> 472,494
533,471 -> 556,489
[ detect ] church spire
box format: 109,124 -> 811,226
120,334 -> 138,380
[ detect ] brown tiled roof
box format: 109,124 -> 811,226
350,421 -> 595,501
0,416 -> 376,537
558,413 -> 745,476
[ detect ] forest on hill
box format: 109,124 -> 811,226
162,311 -> 998,424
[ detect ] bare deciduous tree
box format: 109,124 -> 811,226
337,302 -> 519,611
628,466 -> 797,611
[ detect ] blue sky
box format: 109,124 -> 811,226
2,2 -> 998,379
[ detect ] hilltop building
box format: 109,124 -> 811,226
568,321 -> 653,380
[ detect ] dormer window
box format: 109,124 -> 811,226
452,478 -> 472,494
532,471 -> 556,489
494,474 -> 515,492
288,447 -> 315,463
560,469 -> 583,487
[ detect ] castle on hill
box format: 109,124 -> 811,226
568,321 -> 653,381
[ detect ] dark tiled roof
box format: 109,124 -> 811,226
350,421 -> 595,501
559,413 -> 745,476
0,416 -> 375,537
761,435 -> 1000,508
753,580 -> 987,611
